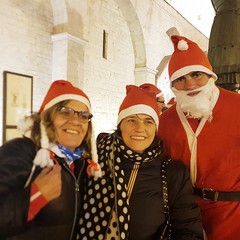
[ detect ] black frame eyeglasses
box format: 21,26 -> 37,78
57,107 -> 93,123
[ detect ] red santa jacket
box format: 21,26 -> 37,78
158,87 -> 240,240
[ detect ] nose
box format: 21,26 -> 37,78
135,121 -> 145,132
184,76 -> 198,90
68,114 -> 82,124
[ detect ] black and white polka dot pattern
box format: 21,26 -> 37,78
78,134 -> 162,239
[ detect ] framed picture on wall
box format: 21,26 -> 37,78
2,71 -> 33,143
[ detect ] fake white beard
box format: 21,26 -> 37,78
172,78 -> 216,120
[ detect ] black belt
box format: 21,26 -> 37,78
194,188 -> 240,202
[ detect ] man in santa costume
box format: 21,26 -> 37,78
158,35 -> 240,240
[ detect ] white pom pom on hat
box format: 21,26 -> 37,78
177,39 -> 189,51
168,35 -> 218,82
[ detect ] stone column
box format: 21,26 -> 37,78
51,32 -> 87,86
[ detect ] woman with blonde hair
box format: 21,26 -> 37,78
0,80 -> 101,240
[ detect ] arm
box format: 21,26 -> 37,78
0,138 -> 35,237
0,138 -> 62,237
0,186 -> 31,238
28,164 -> 62,221
0,164 -> 62,234
0,138 -> 37,194
167,160 -> 203,240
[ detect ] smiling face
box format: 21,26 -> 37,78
53,100 -> 90,151
172,72 -> 216,119
120,114 -> 156,153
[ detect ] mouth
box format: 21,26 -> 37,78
130,136 -> 146,140
187,91 -> 201,97
64,129 -> 79,135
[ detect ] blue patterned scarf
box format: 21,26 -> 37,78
57,144 -> 83,162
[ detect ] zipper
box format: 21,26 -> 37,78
62,159 -> 86,240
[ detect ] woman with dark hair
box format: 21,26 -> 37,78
0,80 -> 101,240
79,85 -> 203,240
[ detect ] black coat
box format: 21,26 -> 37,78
124,157 -> 203,239
79,134 -> 203,240
0,137 -> 87,240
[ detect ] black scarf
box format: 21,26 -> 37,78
78,133 -> 162,240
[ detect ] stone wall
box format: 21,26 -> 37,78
0,0 -> 209,144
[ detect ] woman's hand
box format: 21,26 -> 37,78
33,165 -> 62,202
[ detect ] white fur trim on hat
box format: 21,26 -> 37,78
117,104 -> 159,128
170,65 -> 218,82
43,94 -> 91,112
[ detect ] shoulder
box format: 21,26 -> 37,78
215,87 -> 240,116
0,137 -> 36,152
0,137 -> 37,163
97,133 -> 114,165
2,136 -> 35,147
166,159 -> 186,172
0,137 -> 37,192
97,133 -> 115,151
218,87 -> 240,103
165,159 -> 189,183
160,105 -> 176,118
159,105 -> 178,128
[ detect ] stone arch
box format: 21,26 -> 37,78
50,0 -> 86,85
50,0 -> 84,37
50,0 -> 149,84
114,0 -> 158,85
113,0 -> 146,68
50,0 -> 146,66
50,0 -> 67,26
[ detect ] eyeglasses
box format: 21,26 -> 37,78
57,107 -> 93,123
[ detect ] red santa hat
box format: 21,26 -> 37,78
168,35 -> 218,82
139,83 -> 163,97
23,80 -> 101,180
39,80 -> 91,113
117,85 -> 160,128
